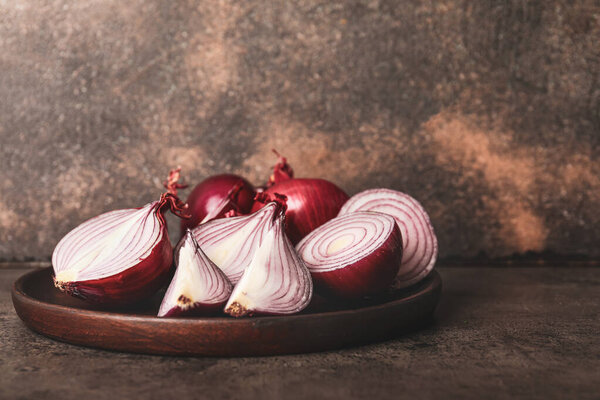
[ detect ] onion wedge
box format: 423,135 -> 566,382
192,202 -> 283,284
158,231 -> 232,317
225,213 -> 313,317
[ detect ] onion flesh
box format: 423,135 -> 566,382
225,212 -> 313,317
181,174 -> 255,233
158,231 -> 232,317
251,178 -> 349,244
296,211 -> 402,298
191,202 -> 283,284
338,188 -> 438,287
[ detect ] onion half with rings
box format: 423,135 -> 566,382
296,211 -> 402,298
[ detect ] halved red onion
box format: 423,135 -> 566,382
181,174 -> 255,233
225,213 -> 313,317
52,190 -> 189,306
158,231 -> 232,317
251,178 -> 349,244
296,211 -> 402,298
338,189 -> 438,287
191,201 -> 284,284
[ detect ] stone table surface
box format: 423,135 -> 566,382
1,266 -> 599,400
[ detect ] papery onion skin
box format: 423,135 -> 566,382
55,230 -> 173,306
181,174 -> 255,233
338,188 -> 438,288
296,211 -> 402,299
251,178 -> 349,244
266,149 -> 294,187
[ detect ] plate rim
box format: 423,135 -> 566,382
13,267 -> 441,322
12,266 -> 442,356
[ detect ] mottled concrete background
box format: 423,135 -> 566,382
0,1 -> 598,261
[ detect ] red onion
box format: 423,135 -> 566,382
191,200 -> 286,284
181,174 -> 255,233
225,208 -> 313,317
339,189 -> 438,287
158,231 -> 232,317
52,170 -> 190,305
251,179 -> 349,244
296,211 -> 402,298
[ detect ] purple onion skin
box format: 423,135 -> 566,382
310,224 -> 403,299
181,174 -> 255,233
55,231 -> 174,306
251,178 -> 349,244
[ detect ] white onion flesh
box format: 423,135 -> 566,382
225,216 -> 313,317
297,212 -> 397,272
339,189 -> 438,287
53,201 -> 163,282
158,232 -> 232,317
191,202 -> 281,283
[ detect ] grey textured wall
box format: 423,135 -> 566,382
0,1 -> 598,261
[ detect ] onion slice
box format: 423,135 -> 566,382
191,201 -> 284,284
158,231 -> 232,317
225,213 -> 313,317
338,188 -> 438,287
296,211 -> 402,298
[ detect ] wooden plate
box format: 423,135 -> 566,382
12,267 -> 442,356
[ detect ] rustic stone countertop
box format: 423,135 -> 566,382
1,266 -> 598,400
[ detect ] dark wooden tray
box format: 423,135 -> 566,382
12,267 -> 442,356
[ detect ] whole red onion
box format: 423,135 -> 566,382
181,174 -> 255,233
251,178 -> 349,244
